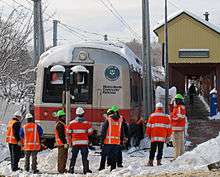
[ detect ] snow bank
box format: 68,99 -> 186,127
1,134 -> 220,176
208,112 -> 220,120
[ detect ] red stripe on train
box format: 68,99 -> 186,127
34,106 -> 132,122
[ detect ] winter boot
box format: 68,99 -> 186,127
33,169 -> 39,174
157,160 -> 162,166
83,160 -> 92,174
147,160 -> 153,166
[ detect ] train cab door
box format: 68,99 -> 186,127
70,65 -> 93,122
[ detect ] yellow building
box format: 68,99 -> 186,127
154,10 -> 220,101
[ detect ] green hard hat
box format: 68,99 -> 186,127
110,105 -> 119,112
56,110 -> 66,117
175,94 -> 184,100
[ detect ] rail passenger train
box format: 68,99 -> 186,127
34,41 -> 144,139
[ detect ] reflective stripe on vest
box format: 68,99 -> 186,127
172,126 -> 184,131
72,140 -> 89,146
71,129 -> 87,133
151,137 -> 166,142
147,123 -> 171,129
177,114 -> 186,119
6,119 -> 17,144
150,113 -> 169,118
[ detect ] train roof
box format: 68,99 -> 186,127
39,41 -> 142,71
38,41 -> 165,82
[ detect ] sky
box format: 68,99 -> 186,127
2,0 -> 220,47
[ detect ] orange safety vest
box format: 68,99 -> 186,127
104,116 -> 123,145
171,105 -> 186,132
6,119 -> 18,144
55,121 -> 66,146
146,109 -> 172,142
68,119 -> 93,146
23,123 -> 41,151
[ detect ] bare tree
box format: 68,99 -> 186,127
0,7 -> 35,102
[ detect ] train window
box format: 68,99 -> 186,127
50,72 -> 64,85
42,66 -> 93,104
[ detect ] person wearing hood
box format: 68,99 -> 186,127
19,113 -> 43,174
6,111 -> 23,171
67,107 -> 93,174
54,110 -> 68,174
146,103 -> 172,166
99,105 -> 128,171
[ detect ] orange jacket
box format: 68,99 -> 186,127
55,121 -> 67,146
6,119 -> 18,144
171,105 -> 186,132
146,109 -> 172,142
21,123 -> 41,151
67,117 -> 93,146
104,116 -> 123,145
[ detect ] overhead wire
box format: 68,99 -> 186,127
105,0 -> 141,39
96,0 -> 141,41
59,23 -> 87,41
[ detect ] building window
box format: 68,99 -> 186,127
179,49 -> 209,58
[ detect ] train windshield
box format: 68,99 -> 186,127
42,66 -> 93,104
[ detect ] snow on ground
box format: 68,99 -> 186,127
1,133 -> 220,177
208,112 -> 220,120
198,95 -> 210,112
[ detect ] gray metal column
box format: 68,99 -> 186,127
142,0 -> 153,119
53,20 -> 58,47
164,0 -> 169,114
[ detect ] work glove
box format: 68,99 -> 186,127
17,141 -> 22,146
64,144 -> 69,149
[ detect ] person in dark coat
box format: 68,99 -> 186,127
129,117 -> 144,147
54,110 -> 68,174
188,83 -> 196,105
99,105 -> 128,171
6,111 -> 23,171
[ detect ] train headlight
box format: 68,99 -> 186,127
78,51 -> 88,61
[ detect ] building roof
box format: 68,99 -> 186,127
154,10 -> 220,35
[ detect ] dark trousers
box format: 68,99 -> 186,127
149,142 -> 164,160
106,146 -> 122,167
69,146 -> 89,173
24,151 -> 38,171
58,146 -> 68,173
99,144 -> 121,171
8,144 -> 21,171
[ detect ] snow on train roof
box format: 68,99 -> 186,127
39,41 -> 142,71
39,41 -> 164,82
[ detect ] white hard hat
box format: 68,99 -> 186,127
14,111 -> 22,117
25,113 -> 33,119
156,102 -> 163,108
76,107 -> 85,115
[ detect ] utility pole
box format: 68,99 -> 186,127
32,0 -> 45,65
53,20 -> 59,47
164,0 -> 169,114
142,0 -> 153,119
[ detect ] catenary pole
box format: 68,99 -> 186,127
164,0 -> 169,114
142,0 -> 153,119
53,20 -> 58,47
32,0 -> 45,65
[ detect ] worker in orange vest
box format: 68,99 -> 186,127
67,107 -> 93,174
6,111 -> 23,171
99,105 -> 128,171
19,113 -> 43,174
54,110 -> 68,174
146,103 -> 172,166
171,94 -> 187,159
